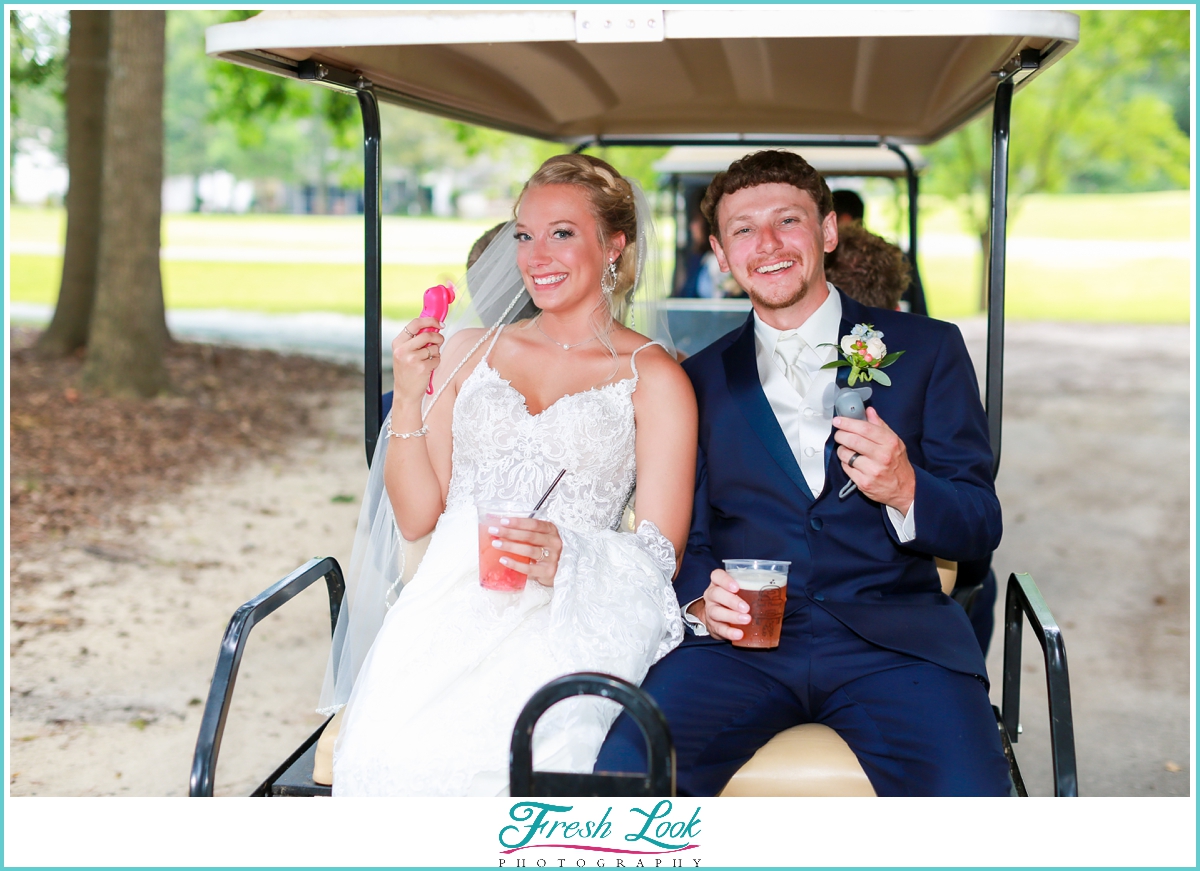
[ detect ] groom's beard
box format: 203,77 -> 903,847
753,278 -> 811,311
745,273 -> 812,311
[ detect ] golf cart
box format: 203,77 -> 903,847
191,6 -> 1079,798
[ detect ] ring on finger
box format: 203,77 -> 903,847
847,452 -> 861,469
403,327 -> 415,339
425,347 -> 433,361
541,547 -> 551,560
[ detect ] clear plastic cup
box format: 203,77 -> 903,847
723,559 -> 790,649
477,501 -> 532,591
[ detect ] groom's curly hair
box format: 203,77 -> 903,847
701,150 -> 833,241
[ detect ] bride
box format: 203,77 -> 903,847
320,154 -> 697,796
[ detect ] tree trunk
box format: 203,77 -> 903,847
36,11 -> 109,358
81,10 -> 170,397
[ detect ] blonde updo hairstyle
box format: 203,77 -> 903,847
515,153 -> 640,324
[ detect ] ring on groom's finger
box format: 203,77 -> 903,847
847,452 -> 861,469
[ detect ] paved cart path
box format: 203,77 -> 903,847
7,321 -> 1190,796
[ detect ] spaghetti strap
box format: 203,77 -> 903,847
629,340 -> 664,385
422,323 -> 505,421
481,324 -> 506,363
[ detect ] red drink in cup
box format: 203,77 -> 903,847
723,559 -> 790,649
477,501 -> 531,591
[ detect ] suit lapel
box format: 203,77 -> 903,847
722,314 -> 815,502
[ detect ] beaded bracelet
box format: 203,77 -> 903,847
386,423 -> 429,440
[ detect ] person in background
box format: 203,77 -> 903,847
466,221 -> 506,267
675,212 -> 710,298
824,223 -> 911,311
831,189 -> 865,228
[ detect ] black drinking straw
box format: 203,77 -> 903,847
529,469 -> 567,517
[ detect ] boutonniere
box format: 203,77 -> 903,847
820,323 -> 905,387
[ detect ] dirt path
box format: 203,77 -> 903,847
8,321 -> 1191,797
966,320 -> 1192,797
9,386 -> 363,796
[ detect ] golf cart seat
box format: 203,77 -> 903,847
720,722 -> 876,796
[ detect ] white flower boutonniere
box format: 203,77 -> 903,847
820,323 -> 905,387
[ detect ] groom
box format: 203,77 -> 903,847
596,150 -> 1010,796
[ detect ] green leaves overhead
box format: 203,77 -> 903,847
925,10 -> 1190,212
922,9 -> 1189,309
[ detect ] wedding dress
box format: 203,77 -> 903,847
331,333 -> 683,796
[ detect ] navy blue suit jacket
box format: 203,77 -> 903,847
677,291 -> 999,679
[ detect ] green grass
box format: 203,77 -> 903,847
915,190 -> 1192,239
9,205 -> 64,244
921,254 -> 1191,322
8,191 -> 1193,324
9,255 -> 458,321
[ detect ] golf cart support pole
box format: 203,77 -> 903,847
985,76 -> 1012,479
359,84 -> 383,466
293,59 -> 385,466
884,142 -> 927,316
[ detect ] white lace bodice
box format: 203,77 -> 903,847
445,336 -> 659,532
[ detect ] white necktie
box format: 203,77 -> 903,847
774,331 -> 811,398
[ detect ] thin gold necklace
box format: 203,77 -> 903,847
534,316 -> 610,351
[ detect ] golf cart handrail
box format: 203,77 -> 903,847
189,557 -> 345,797
1002,572 -> 1078,797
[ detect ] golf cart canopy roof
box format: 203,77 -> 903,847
207,6 -> 1078,144
654,144 -> 927,178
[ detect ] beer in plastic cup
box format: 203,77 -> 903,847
723,559 -> 790,649
478,501 -> 532,591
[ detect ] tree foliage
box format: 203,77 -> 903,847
204,12 -> 359,149
9,9 -> 65,116
9,9 -> 67,162
171,10 -> 360,190
923,10 -> 1190,305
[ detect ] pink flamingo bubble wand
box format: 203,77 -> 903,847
418,284 -> 455,394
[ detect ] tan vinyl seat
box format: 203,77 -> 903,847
312,707 -> 342,786
935,557 -> 958,596
316,556 -> 959,793
720,723 -> 877,796
720,558 -> 958,797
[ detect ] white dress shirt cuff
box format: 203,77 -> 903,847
886,500 -> 917,543
681,598 -> 710,636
